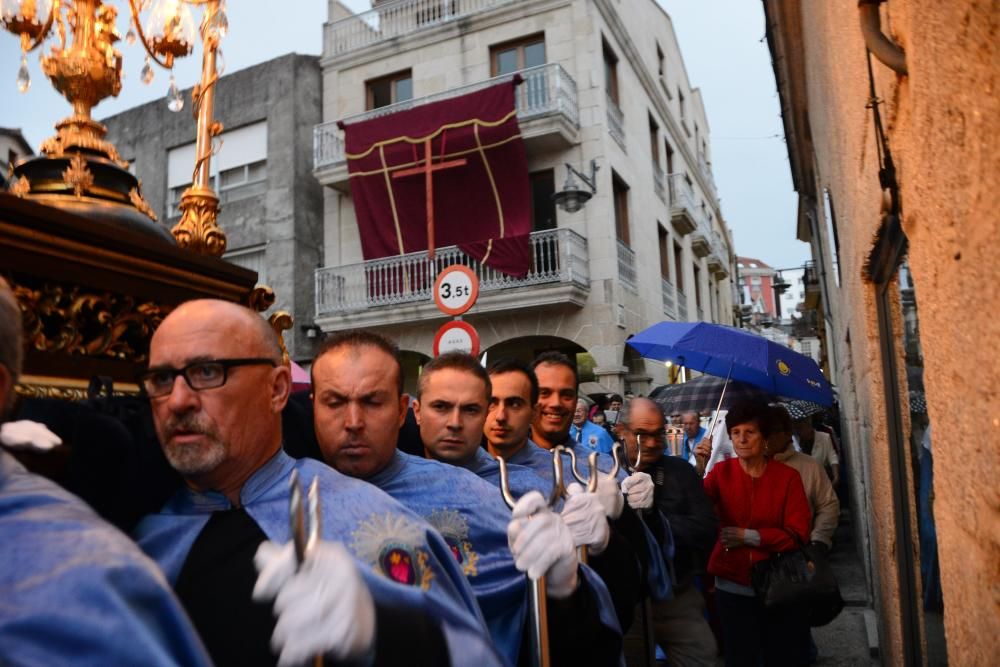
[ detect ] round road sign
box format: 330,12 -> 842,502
433,264 -> 479,316
433,320 -> 480,357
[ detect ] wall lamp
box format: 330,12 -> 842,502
552,159 -> 599,213
300,324 -> 323,340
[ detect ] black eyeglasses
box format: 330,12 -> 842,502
138,358 -> 277,398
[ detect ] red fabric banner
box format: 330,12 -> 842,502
341,78 -> 531,277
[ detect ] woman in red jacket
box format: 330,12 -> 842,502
703,399 -> 812,666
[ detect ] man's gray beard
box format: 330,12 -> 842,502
164,436 -> 227,476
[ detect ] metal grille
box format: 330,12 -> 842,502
315,228 -> 589,316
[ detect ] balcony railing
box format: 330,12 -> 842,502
652,164 -> 666,203
324,0 -> 517,56
607,97 -> 625,151
661,277 -> 676,318
616,240 -> 637,292
690,215 -> 713,258
315,228 -> 588,316
668,173 -> 694,210
315,63 -> 579,170
676,289 -> 689,321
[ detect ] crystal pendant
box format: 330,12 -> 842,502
166,74 -> 184,112
140,56 -> 154,84
215,48 -> 224,76
125,26 -> 137,45
16,55 -> 30,93
208,3 -> 228,39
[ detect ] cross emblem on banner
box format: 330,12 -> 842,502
391,136 -> 467,259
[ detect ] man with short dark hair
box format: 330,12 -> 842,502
0,281 -> 212,666
529,353 -> 675,651
623,398 -> 719,666
135,302 -> 499,666
312,340 -> 618,665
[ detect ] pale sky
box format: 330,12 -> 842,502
2,0 -> 809,269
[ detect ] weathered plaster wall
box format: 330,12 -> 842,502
790,1 -> 999,663
891,2 -> 1000,663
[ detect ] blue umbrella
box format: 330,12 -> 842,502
626,321 -> 834,406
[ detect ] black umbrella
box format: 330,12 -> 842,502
651,375 -> 773,416
781,399 -> 826,422
908,390 -> 927,415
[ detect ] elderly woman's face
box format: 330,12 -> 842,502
729,419 -> 766,460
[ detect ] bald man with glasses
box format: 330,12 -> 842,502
134,300 -> 502,667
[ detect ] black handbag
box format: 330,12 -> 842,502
750,536 -> 844,626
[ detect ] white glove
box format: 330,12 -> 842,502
594,472 -> 624,520
621,472 -> 655,510
561,482 -> 610,556
507,490 -> 579,599
0,420 -> 62,451
253,540 -> 375,666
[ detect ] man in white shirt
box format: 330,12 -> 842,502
793,417 -> 840,486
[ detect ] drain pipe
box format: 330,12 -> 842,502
859,0 -> 907,75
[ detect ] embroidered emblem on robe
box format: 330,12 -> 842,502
351,513 -> 433,590
427,509 -> 480,577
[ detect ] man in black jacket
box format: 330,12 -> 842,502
624,397 -> 719,666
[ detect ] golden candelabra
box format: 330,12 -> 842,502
2,0 -> 228,254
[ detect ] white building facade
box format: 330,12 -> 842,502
312,0 -> 736,393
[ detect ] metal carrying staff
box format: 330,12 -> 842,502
610,440 -> 642,478
289,470 -> 324,667
557,446 -> 599,565
498,450 -> 564,667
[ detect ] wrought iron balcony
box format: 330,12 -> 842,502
323,0 -> 518,57
314,228 -> 589,323
652,163 -> 666,204
690,216 -> 713,258
616,239 -> 637,292
708,230 -> 728,277
661,277 -> 677,319
607,97 -> 625,152
676,288 -> 689,321
668,173 -> 697,236
314,63 -> 579,187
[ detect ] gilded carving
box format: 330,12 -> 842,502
13,282 -> 169,363
15,382 -> 139,402
249,285 -> 276,312
268,310 -> 294,366
62,153 -> 94,198
171,188 -> 227,257
9,175 -> 30,197
129,186 -> 159,222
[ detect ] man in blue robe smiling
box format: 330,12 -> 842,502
133,300 -> 501,667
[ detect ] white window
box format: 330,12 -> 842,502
224,244 -> 267,287
167,121 -> 268,217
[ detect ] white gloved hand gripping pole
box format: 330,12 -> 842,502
557,446 -> 599,564
498,450 -> 564,667
289,470 -> 324,667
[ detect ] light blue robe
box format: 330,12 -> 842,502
508,440 -> 675,601
134,450 -> 503,667
0,450 -> 212,667
569,421 -> 616,454
372,450 -> 622,665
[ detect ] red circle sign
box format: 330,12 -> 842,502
433,265 -> 479,316
433,320 -> 480,357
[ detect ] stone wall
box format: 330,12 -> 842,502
774,1 -> 999,663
